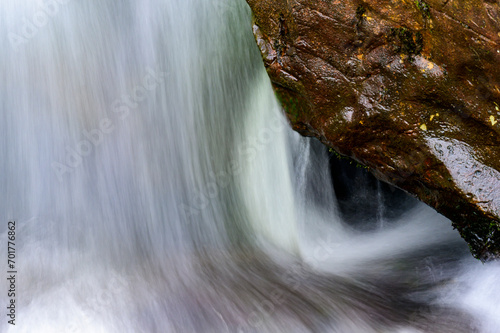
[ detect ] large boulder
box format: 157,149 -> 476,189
246,0 -> 500,260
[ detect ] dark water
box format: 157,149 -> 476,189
1,1 -> 499,332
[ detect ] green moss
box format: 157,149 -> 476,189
274,89 -> 300,120
356,5 -> 366,21
328,148 -> 370,170
329,148 -> 348,160
490,221 -> 500,233
458,216 -> 500,261
388,27 -> 424,57
355,5 -> 367,31
415,0 -> 431,19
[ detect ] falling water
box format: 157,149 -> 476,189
1,0 -> 499,332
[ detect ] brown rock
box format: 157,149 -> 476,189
246,0 -> 500,260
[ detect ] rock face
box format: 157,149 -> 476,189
246,0 -> 500,260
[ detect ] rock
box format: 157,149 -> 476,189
246,0 -> 500,260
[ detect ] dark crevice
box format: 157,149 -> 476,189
328,148 -> 417,230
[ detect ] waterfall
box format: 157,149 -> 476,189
1,0 -> 499,332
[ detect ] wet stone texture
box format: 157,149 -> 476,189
246,0 -> 500,260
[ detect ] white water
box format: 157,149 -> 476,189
1,1 -> 499,332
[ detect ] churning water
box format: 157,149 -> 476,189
1,1 -> 500,332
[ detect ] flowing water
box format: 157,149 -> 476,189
1,1 -> 500,332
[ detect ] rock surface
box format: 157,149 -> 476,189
246,0 -> 500,260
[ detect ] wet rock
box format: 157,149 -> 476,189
246,0 -> 500,260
